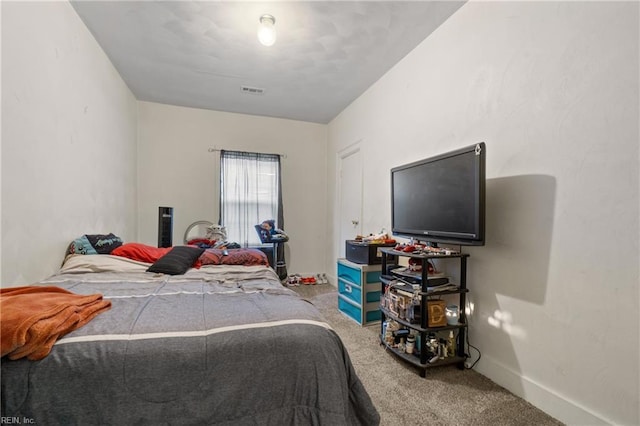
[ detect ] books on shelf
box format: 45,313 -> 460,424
389,279 -> 459,294
391,267 -> 448,284
425,282 -> 460,293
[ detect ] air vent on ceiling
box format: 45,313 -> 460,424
240,85 -> 265,95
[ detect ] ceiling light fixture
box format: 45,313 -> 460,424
257,14 -> 276,47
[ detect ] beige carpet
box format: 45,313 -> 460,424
292,284 -> 564,426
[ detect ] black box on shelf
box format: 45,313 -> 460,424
345,240 -> 395,264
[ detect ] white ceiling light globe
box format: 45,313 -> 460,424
258,14 -> 276,47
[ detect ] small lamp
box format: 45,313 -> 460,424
258,14 -> 276,47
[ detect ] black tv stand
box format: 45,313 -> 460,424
379,247 -> 469,377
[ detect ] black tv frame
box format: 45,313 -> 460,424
390,142 -> 486,247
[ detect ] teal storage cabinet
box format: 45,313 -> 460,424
337,259 -> 382,326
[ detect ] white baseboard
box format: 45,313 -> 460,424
475,354 -> 611,425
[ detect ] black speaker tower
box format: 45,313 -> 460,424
158,206 -> 173,248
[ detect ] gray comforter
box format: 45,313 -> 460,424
1,262 -> 379,425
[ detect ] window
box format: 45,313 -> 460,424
219,150 -> 282,247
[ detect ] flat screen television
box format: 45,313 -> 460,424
391,142 -> 486,246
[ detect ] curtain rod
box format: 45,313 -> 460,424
207,147 -> 287,159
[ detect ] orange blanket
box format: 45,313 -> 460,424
1,285 -> 111,360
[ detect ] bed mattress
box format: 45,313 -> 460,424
1,256 -> 379,425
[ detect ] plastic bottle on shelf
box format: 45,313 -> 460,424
427,333 -> 438,356
439,339 -> 447,359
448,330 -> 456,357
381,319 -> 388,340
382,319 -> 393,345
405,334 -> 415,354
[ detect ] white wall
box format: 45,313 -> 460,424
2,1 -> 637,421
327,2 -> 639,425
1,1 -> 138,285
137,102 -> 328,275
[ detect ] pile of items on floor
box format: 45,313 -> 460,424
286,273 -> 328,286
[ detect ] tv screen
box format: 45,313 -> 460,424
391,143 -> 486,246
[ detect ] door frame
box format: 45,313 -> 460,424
336,140 -> 363,258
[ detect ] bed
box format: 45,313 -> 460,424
1,244 -> 379,425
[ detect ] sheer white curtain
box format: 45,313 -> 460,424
219,150 -> 280,247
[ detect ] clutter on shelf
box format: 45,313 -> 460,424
354,229 -> 396,245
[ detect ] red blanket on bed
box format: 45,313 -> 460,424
0,286 -> 111,361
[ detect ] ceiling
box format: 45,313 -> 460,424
71,1 -> 465,124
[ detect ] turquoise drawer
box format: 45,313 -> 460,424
339,277 -> 381,305
365,283 -> 381,303
338,294 -> 381,326
338,294 -> 362,324
365,270 -> 382,284
337,259 -> 382,326
366,309 -> 382,322
338,278 -> 362,306
337,262 -> 362,285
